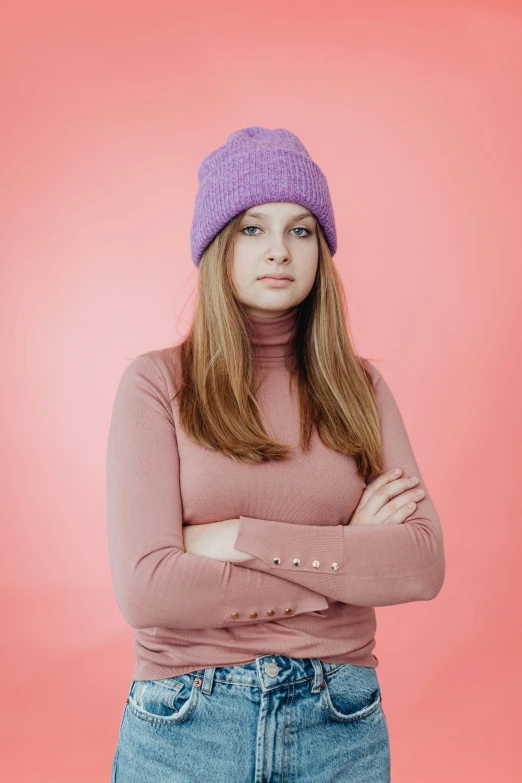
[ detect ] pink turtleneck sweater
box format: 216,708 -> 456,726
106,306 -> 445,681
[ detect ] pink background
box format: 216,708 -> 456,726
2,1 -> 521,780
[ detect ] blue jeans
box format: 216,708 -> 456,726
111,655 -> 391,782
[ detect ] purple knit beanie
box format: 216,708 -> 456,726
190,126 -> 337,267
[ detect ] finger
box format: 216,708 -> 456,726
368,474 -> 420,518
369,482 -> 422,524
382,500 -> 418,524
358,468 -> 403,510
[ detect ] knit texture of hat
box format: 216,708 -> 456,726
190,126 -> 337,267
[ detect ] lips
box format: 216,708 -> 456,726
259,276 -> 293,288
260,275 -> 294,281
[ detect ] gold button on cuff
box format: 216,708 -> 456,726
273,557 -> 281,565
331,563 -> 340,571
312,560 -> 320,568
231,612 -> 240,619
284,608 -> 293,615
293,558 -> 301,566
267,609 -> 275,616
249,611 -> 257,619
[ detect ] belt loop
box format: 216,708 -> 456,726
200,667 -> 215,695
310,658 -> 324,693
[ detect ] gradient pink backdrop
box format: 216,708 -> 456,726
2,1 -> 521,780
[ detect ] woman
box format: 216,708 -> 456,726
107,126 -> 445,782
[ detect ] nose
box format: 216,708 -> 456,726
266,249 -> 291,263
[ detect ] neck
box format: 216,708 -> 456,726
245,305 -> 299,365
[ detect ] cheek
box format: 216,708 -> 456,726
298,273 -> 318,297
300,253 -> 319,286
231,252 -> 252,290
296,234 -> 318,263
232,238 -> 252,266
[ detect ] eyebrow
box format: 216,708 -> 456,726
244,210 -> 315,222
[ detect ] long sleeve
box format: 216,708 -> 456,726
106,355 -> 329,631
233,361 -> 446,607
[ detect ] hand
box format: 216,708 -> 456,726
349,468 -> 425,526
183,518 -> 253,562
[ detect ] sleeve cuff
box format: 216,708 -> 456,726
222,591 -> 329,625
234,516 -> 345,574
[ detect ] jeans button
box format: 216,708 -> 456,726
265,662 -> 279,677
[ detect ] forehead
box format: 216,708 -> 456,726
244,203 -> 315,220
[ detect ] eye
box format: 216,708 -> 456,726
291,227 -> 312,238
241,225 -> 312,238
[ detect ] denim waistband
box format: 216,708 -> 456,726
184,656 -> 349,695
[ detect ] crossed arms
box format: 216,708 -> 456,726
107,354 -> 445,631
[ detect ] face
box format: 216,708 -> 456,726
231,201 -> 319,318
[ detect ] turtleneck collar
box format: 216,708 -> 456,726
245,305 -> 299,364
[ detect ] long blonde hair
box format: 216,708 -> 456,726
173,210 -> 383,482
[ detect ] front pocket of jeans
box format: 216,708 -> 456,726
320,664 -> 382,723
128,675 -> 200,725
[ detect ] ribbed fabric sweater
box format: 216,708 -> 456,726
107,306 -> 445,682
